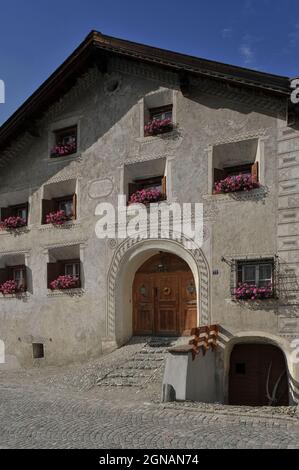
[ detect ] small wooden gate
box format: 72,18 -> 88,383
229,343 -> 289,406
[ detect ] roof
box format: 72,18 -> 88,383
0,31 -> 292,152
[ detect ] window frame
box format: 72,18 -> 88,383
64,261 -> 80,278
149,105 -> 173,122
51,125 -> 78,158
12,266 -> 26,288
241,263 -> 273,287
128,175 -> 167,203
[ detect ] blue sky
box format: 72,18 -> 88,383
0,0 -> 299,125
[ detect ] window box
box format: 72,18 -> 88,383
0,203 -> 28,230
0,216 -> 27,231
49,275 -> 80,290
214,163 -> 259,194
47,259 -> 81,290
144,105 -> 173,136
234,260 -> 274,300
42,194 -> 76,225
50,126 -> 77,158
0,265 -> 27,294
128,176 -> 166,205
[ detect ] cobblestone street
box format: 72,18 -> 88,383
0,339 -> 298,449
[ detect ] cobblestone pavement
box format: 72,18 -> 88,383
0,338 -> 299,449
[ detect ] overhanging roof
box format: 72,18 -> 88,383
0,30 -> 291,152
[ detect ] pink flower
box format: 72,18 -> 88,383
144,118 -> 173,136
50,140 -> 77,157
0,216 -> 26,231
46,210 -> 70,226
50,275 -> 79,290
234,282 -> 273,300
0,280 -> 24,295
214,173 -> 259,194
129,188 -> 164,205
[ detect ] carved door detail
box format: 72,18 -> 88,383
133,256 -> 198,336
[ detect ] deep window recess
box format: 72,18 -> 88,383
214,162 -> 259,186
51,126 -> 77,158
234,259 -> 275,300
42,194 -> 77,224
144,105 -> 173,136
128,176 -> 166,204
0,203 -> 29,224
32,343 -> 44,359
0,265 -> 27,291
47,259 -> 81,288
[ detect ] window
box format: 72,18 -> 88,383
32,343 -> 44,359
42,194 -> 76,224
50,126 -> 77,158
240,262 -> 273,287
64,262 -> 80,277
0,264 -> 27,292
47,259 -> 81,289
144,105 -> 173,136
12,266 -> 26,289
149,105 -> 173,121
1,203 -> 28,224
212,138 -> 260,194
128,176 -> 166,204
56,196 -> 75,218
235,259 -> 275,300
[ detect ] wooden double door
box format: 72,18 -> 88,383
133,271 -> 197,336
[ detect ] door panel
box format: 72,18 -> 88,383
180,272 -> 197,334
155,274 -> 179,335
133,265 -> 198,336
133,275 -> 154,335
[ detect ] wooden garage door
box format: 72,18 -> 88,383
229,344 -> 289,406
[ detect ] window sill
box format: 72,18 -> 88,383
0,292 -> 29,300
0,226 -> 30,235
39,220 -> 80,231
45,152 -> 81,163
203,187 -> 266,202
47,288 -> 85,297
136,128 -> 179,143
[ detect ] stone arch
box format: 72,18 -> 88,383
106,234 -> 210,344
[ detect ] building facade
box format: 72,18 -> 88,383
0,32 -> 298,405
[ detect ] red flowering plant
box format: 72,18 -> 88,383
46,210 -> 70,226
0,216 -> 26,231
50,275 -> 79,290
235,283 -> 273,300
50,138 -> 77,158
214,174 -> 259,194
129,188 -> 164,205
0,280 -> 24,295
144,118 -> 173,136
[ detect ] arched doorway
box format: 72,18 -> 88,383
229,343 -> 289,406
133,252 -> 197,336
